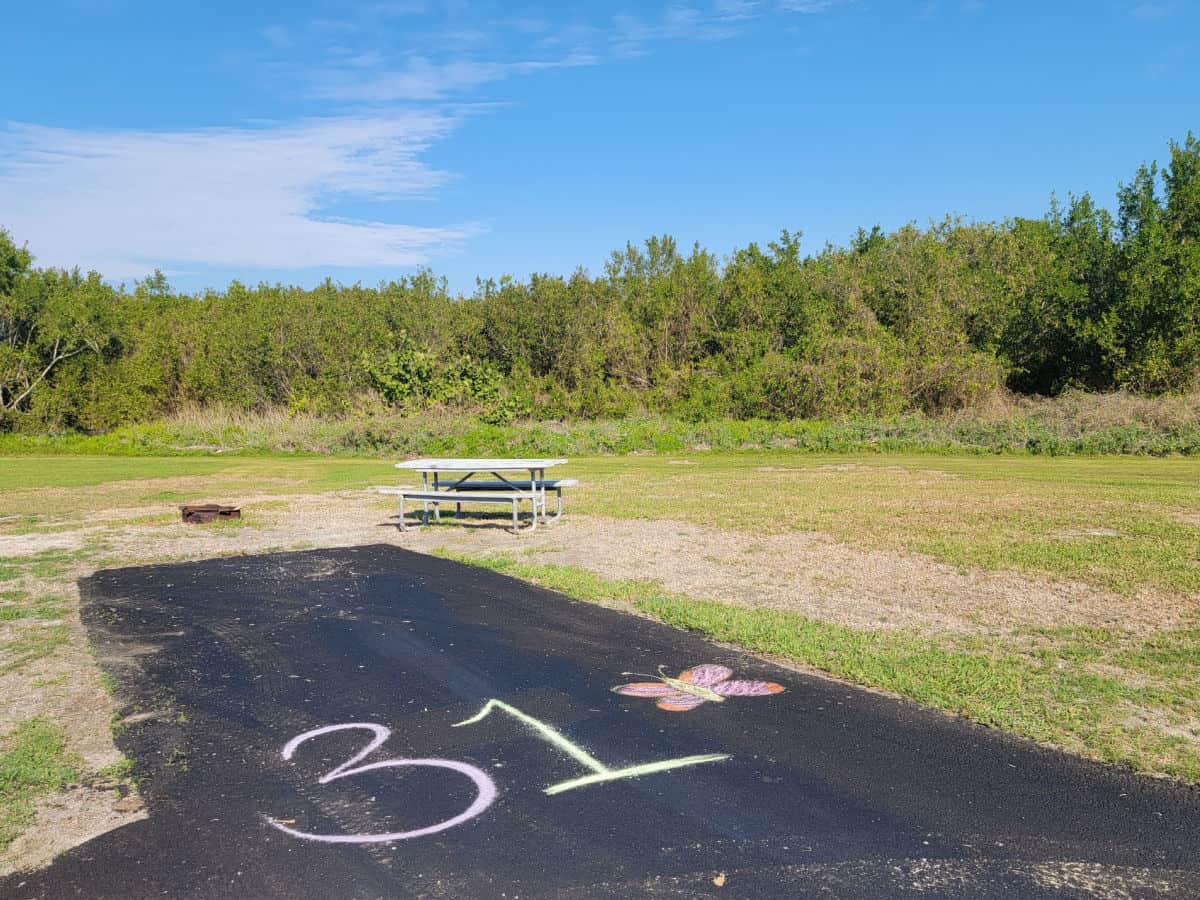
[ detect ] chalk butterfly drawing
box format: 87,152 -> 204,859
611,664 -> 784,712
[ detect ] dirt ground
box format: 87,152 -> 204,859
0,490 -> 1189,874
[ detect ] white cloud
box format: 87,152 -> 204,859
1131,2 -> 1174,19
360,0 -> 432,16
607,0 -> 844,56
609,5 -> 742,56
307,0 -> 845,99
0,1 -> 856,281
713,0 -> 761,20
0,115 -> 475,278
777,0 -> 845,11
261,25 -> 293,49
311,52 -> 596,102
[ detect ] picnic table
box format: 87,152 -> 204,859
384,458 -> 575,533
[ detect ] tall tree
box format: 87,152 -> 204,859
1,235 -> 117,419
1114,133 -> 1200,391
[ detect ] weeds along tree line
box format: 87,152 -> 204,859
2,134 -> 1198,435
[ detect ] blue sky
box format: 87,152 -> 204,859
1,0 -> 1197,295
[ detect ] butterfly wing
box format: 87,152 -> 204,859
679,664 -> 734,687
656,691 -> 708,712
612,682 -> 676,698
712,680 -> 785,697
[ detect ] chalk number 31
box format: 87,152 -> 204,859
267,700 -> 727,843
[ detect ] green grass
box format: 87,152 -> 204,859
2,400 -> 1198,458
96,756 -> 134,783
438,552 -> 1200,782
0,548 -> 101,585
0,454 -> 400,493
2,451 -> 1197,596
567,454 -> 1200,597
0,456 -> 399,521
0,593 -> 66,622
0,626 -> 70,674
98,672 -> 118,695
0,719 -> 80,853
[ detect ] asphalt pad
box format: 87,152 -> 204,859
3,545 -> 1198,899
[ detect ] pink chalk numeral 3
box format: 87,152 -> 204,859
265,722 -> 497,844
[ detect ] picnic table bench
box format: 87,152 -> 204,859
380,458 -> 574,533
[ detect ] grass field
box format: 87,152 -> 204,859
1,449 -> 1199,867
3,453 -> 1196,596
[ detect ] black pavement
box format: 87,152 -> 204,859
3,545 -> 1198,899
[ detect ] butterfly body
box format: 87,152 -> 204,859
659,675 -> 725,703
612,664 -> 784,712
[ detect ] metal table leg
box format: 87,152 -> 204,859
531,467 -> 547,523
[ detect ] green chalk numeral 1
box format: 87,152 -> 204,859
453,699 -> 729,795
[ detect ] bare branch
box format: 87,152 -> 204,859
2,339 -> 91,412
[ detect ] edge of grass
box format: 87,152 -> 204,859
434,550 -> 1200,783
0,719 -> 81,854
4,401 -> 1200,459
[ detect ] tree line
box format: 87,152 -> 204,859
2,133 -> 1198,433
